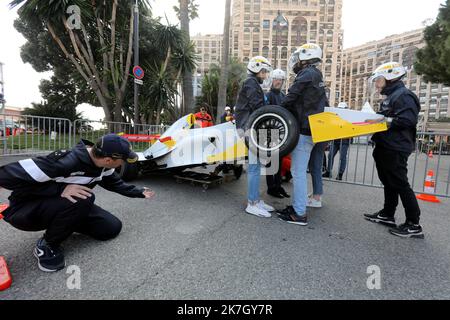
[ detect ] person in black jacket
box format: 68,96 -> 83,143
265,69 -> 290,199
277,43 -> 329,226
235,56 -> 276,219
363,62 -> 423,239
0,134 -> 155,272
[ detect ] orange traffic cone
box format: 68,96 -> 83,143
417,170 -> 441,203
0,256 -> 12,291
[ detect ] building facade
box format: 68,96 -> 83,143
338,28 -> 450,131
230,0 -> 343,104
192,34 -> 224,75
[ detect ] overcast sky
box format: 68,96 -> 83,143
0,0 -> 445,115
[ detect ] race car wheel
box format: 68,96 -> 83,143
117,161 -> 140,182
246,105 -> 299,159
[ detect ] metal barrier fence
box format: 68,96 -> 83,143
0,113 -> 72,156
0,113 -> 168,157
72,119 -> 168,152
1,113 -> 449,199
323,132 -> 450,198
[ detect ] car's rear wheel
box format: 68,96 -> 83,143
245,105 -> 299,159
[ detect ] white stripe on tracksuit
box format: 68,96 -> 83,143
19,159 -> 115,185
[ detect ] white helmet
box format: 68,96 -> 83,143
247,56 -> 272,74
337,102 -> 349,109
271,69 -> 286,80
225,106 -> 231,111
288,43 -> 323,73
369,62 -> 407,82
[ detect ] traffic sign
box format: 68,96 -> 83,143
134,79 -> 143,85
133,66 -> 145,80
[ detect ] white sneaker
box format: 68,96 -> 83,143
307,197 -> 322,208
246,204 -> 272,218
257,200 -> 275,212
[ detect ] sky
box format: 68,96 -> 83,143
0,0 -> 445,118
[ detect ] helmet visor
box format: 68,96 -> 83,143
288,52 -> 300,74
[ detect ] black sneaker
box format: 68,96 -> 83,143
389,223 -> 425,239
276,206 -> 294,218
364,211 -> 396,227
33,237 -> 66,272
277,206 -> 308,226
322,171 -> 331,178
336,174 -> 343,181
268,190 -> 284,199
278,188 -> 291,198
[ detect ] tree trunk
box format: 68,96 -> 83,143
179,0 -> 194,115
217,0 -> 232,121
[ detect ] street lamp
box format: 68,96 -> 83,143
273,10 -> 288,69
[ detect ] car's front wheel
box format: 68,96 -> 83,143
245,105 -> 299,159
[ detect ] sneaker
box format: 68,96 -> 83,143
257,200 -> 275,212
278,188 -> 291,198
277,207 -> 308,226
364,211 -> 396,227
276,206 -> 294,218
267,190 -> 284,199
33,237 -> 66,273
307,197 -> 322,208
322,171 -> 331,178
246,204 -> 272,218
389,223 -> 424,239
336,174 -> 344,181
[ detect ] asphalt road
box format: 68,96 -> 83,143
0,155 -> 449,300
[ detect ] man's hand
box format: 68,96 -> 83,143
62,185 -> 93,203
143,188 -> 155,199
365,117 -> 386,124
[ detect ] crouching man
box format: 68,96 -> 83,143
0,134 -> 154,272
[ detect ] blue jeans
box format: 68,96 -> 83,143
247,150 -> 261,203
309,142 -> 326,196
328,141 -> 350,175
292,135 -> 314,216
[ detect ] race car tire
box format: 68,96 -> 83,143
117,161 -> 140,182
245,105 -> 299,159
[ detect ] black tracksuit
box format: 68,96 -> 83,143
371,81 -> 421,224
265,88 -> 286,193
235,74 -> 266,131
281,65 -> 329,136
0,140 -> 145,246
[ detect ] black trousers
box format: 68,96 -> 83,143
4,194 -> 122,247
266,157 -> 283,192
373,146 -> 421,224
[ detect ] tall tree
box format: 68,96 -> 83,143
177,0 -> 197,115
217,0 -> 232,120
12,3 -> 197,125
10,0 -> 149,122
198,59 -> 246,118
415,0 -> 450,85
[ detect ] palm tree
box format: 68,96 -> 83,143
9,0 -> 150,123
178,0 -> 195,116
199,59 -> 246,118
217,0 -> 232,120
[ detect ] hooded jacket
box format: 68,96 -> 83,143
281,65 -> 329,136
235,73 -> 266,131
266,88 -> 286,106
371,81 -> 421,154
0,140 -> 145,205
